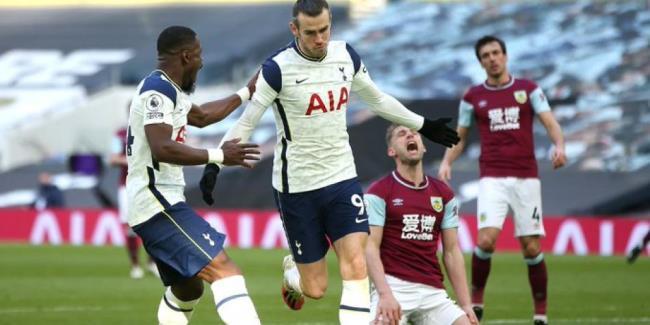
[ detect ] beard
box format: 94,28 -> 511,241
182,83 -> 196,94
181,73 -> 197,94
181,80 -> 196,94
399,155 -> 422,166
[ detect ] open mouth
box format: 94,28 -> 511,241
407,141 -> 418,153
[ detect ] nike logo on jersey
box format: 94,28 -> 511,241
296,78 -> 309,84
355,217 -> 368,224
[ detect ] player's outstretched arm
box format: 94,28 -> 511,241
538,111 -> 566,169
438,126 -> 470,183
145,123 -> 260,166
366,226 -> 401,325
441,228 -> 478,325
187,70 -> 259,128
351,66 -> 459,148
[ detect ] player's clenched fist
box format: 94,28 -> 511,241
418,118 -> 460,148
221,138 -> 260,168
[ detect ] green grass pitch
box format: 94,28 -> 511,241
0,245 -> 648,324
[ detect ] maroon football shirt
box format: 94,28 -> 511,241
366,171 -> 457,289
461,78 -> 546,178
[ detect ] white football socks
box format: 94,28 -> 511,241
157,287 -> 200,325
339,277 -> 371,325
211,275 -> 260,325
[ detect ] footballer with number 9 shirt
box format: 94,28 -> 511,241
199,0 -> 460,323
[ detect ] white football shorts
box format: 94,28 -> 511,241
477,177 -> 545,237
370,274 -> 465,325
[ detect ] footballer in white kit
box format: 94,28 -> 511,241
218,39 -> 456,259
200,1 -> 459,322
126,26 -> 263,325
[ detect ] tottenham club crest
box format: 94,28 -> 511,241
430,197 -> 443,213
514,90 -> 527,104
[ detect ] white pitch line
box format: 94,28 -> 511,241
0,306 -> 130,314
486,317 -> 650,324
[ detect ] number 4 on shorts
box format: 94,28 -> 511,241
531,207 -> 540,222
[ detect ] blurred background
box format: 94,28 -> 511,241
0,0 -> 649,324
1,0 -> 648,245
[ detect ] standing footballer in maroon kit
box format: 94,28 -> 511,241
365,124 -> 477,325
439,35 -> 566,325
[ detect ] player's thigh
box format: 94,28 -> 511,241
416,301 -> 466,325
477,177 -> 509,230
273,189 -> 329,264
321,178 -> 369,245
132,202 -> 226,286
511,178 -> 545,237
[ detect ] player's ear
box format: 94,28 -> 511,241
289,20 -> 299,38
387,147 -> 396,158
181,50 -> 190,64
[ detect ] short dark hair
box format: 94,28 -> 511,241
385,123 -> 400,146
292,0 -> 330,24
474,35 -> 506,61
157,26 -> 197,55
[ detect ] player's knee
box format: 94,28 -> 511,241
200,254 -> 242,283
477,236 -> 497,252
171,277 -> 204,301
522,243 -> 541,258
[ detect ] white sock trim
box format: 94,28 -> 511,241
211,275 -> 260,324
164,287 -> 200,311
340,277 -> 370,312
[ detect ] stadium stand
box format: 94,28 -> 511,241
0,0 -> 648,216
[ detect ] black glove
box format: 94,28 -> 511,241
418,118 -> 460,148
199,164 -> 220,205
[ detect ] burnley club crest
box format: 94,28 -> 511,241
430,197 -> 443,213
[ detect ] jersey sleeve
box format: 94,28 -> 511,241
252,59 -> 281,107
364,181 -> 388,227
140,90 -> 175,126
458,99 -> 474,128
530,87 -> 551,114
365,194 -> 386,227
441,197 -> 460,229
351,59 -> 425,131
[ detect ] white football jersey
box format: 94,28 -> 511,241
220,40 -> 424,193
125,70 -> 192,226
